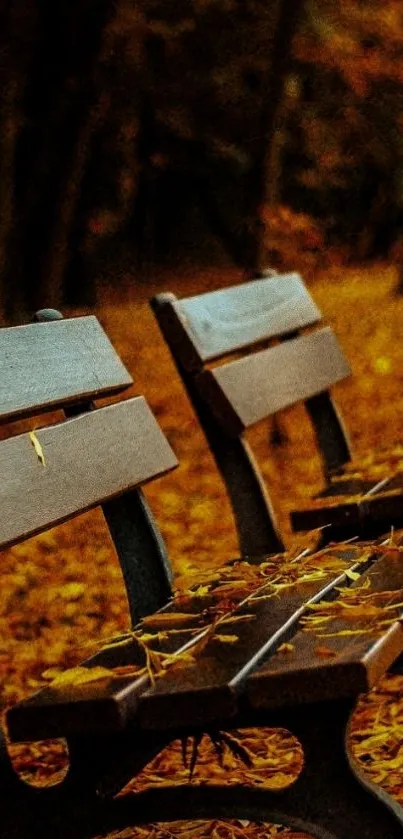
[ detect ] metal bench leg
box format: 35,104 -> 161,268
0,727 -> 173,839
267,699 -> 403,839
87,702 -> 403,839
390,652 -> 403,674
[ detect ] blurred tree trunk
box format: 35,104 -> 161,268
0,0 -> 304,323
0,0 -> 113,323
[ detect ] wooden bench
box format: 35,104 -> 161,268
151,272 -> 403,546
2,311 -> 403,839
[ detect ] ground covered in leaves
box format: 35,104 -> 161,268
2,261 -> 403,837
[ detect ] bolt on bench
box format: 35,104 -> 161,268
2,312 -> 403,839
151,271 -> 403,546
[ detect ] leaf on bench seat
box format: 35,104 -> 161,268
134,545 -> 379,729
291,483 -> 403,534
46,666 -> 116,690
28,431 -> 46,466
7,541 -> 382,739
248,546 -> 403,709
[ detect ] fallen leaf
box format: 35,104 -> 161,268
29,431 -> 46,466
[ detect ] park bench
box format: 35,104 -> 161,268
151,271 -> 403,548
2,311 -> 403,839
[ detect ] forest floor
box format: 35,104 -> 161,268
2,258 -> 403,838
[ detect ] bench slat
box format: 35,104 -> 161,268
160,273 -> 321,369
0,316 -> 132,422
0,397 -> 177,550
291,477 -> 403,535
118,547 -> 374,731
247,548 -> 403,709
11,544 -> 402,738
197,327 -> 351,435
7,580 -> 232,739
7,548 -> 366,739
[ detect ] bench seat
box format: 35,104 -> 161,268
3,311 -> 403,839
8,540 -> 403,739
291,473 -> 403,536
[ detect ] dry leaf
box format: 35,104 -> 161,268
47,666 -> 114,690
140,612 -> 199,629
29,430 -> 46,466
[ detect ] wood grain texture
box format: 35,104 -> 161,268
136,580 -> 356,728
154,273 -> 321,369
152,293 -> 285,555
7,577 -> 234,739
291,481 -> 403,536
0,397 -> 178,550
197,327 -> 351,434
10,544 -> 403,738
247,549 -> 403,709
133,547 -> 375,729
0,316 -> 133,422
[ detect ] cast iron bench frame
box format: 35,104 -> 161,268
1,311 -> 403,839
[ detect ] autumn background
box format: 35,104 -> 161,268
1,0 -> 403,837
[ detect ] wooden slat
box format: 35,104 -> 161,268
0,316 -> 132,422
291,481 -> 403,535
123,547 -> 376,730
8,547 -> 371,739
318,478 -> 379,497
0,397 -> 177,550
247,548 -> 403,709
159,273 -> 321,369
196,328 -> 351,435
7,577 -> 233,739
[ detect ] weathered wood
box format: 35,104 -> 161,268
0,397 -> 177,550
152,279 -> 355,553
152,274 -> 321,370
152,293 -> 285,556
16,541 -> 403,738
196,328 -> 351,435
136,547 -> 376,729
0,316 -> 132,422
11,545 -> 368,738
32,309 -> 174,625
318,478 -> 378,497
247,547 -> 403,709
290,482 -> 403,536
7,575 -> 230,739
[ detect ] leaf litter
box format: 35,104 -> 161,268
2,264 -> 403,838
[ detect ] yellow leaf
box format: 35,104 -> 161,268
190,585 -> 211,598
220,613 -> 255,625
140,612 -> 199,629
60,582 -> 85,600
277,642 -> 295,654
112,664 -> 146,678
48,666 -> 114,690
345,568 -> 361,581
29,430 -> 46,466
213,634 -> 239,644
373,356 -> 391,374
137,631 -> 169,643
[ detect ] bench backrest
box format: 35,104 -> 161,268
151,273 -> 352,556
0,315 -> 178,624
